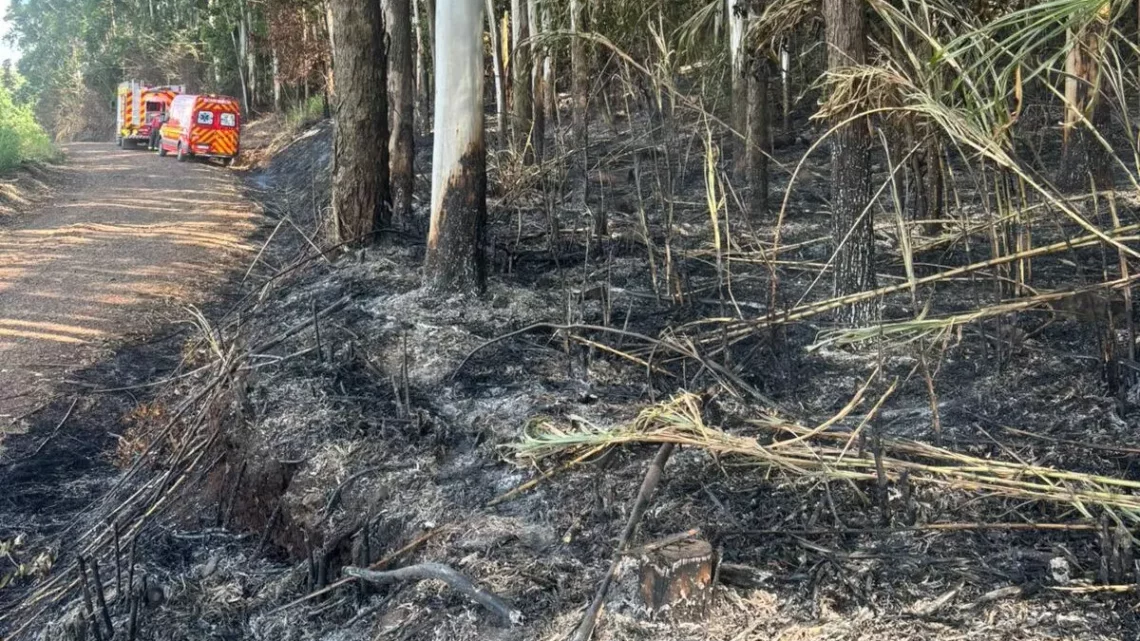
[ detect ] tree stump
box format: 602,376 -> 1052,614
638,538 -> 715,617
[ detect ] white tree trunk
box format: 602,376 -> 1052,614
425,0 -> 487,293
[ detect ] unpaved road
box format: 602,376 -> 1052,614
0,143 -> 260,435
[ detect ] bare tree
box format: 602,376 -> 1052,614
329,0 -> 389,244
387,0 -> 416,231
528,0 -> 546,162
570,0 -> 592,225
486,0 -> 508,150
511,0 -> 533,160
823,0 -> 875,324
746,1 -> 770,218
424,0 -> 487,294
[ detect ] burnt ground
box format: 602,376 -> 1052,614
3,103 -> 1140,641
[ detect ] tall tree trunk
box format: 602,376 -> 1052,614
529,0 -> 546,162
272,47 -> 282,111
413,0 -> 428,134
425,0 -> 487,294
330,0 -> 390,245
486,0 -> 508,150
780,38 -> 791,132
728,0 -> 746,181
387,0 -> 416,231
511,0 -> 533,160
570,0 -> 591,224
823,0 -> 875,324
241,0 -> 257,109
1058,5 -> 1113,191
746,20 -> 770,219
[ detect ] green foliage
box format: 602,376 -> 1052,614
0,81 -> 55,172
284,92 -> 327,131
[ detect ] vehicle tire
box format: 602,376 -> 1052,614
158,141 -> 168,157
116,136 -> 123,148
177,143 -> 187,162
223,157 -> 234,168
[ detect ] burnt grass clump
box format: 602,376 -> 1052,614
3,107 -> 1140,641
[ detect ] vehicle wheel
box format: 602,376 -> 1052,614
177,143 -> 187,162
223,158 -> 234,168
116,136 -> 123,148
158,141 -> 168,157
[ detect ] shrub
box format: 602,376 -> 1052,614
0,83 -> 56,172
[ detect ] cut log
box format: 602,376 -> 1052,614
638,538 -> 715,616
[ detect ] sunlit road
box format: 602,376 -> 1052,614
0,143 -> 260,429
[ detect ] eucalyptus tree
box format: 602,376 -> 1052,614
387,0 -> 416,230
511,0 -> 533,159
823,0 -> 875,324
570,0 -> 592,225
329,0 -> 390,244
424,0 -> 487,294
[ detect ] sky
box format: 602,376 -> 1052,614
0,0 -> 18,64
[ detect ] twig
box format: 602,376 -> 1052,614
77,557 -> 105,641
90,559 -> 114,637
624,528 -> 700,556
26,397 -> 78,458
250,295 -> 351,354
343,563 -> 522,625
256,500 -> 283,557
266,527 -> 442,616
570,443 -> 675,641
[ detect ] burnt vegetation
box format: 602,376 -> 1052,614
7,0 -> 1140,640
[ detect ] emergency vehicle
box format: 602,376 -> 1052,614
157,94 -> 242,165
116,82 -> 183,148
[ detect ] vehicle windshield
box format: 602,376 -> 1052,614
144,101 -> 165,113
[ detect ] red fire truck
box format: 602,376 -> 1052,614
116,82 -> 183,149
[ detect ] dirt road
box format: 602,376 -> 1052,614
0,143 -> 260,435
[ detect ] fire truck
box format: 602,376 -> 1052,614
116,82 -> 184,149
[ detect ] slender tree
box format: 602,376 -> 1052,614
511,0 -> 533,160
424,0 -> 487,293
570,0 -> 591,222
486,0 -> 508,150
329,0 -> 390,244
387,0 -> 416,230
528,0 -> 546,162
728,0 -> 746,180
823,0 -> 875,324
746,1 -> 770,218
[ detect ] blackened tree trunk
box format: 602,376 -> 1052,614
424,0 -> 487,294
1058,6 -> 1112,192
511,0 -> 533,160
746,2 -> 770,219
823,0 -> 876,324
330,0 -> 389,245
570,0 -> 593,227
387,0 -> 415,231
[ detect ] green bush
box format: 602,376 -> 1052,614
283,93 -> 327,131
0,83 -> 56,173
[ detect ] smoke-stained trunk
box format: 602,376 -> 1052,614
387,0 -> 416,230
823,0 -> 875,324
746,29 -> 770,219
330,0 -> 390,244
728,0 -> 746,180
424,0 -> 487,294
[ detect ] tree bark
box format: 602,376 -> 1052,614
424,0 -> 487,294
387,0 -> 416,231
728,0 -> 746,181
414,0 -> 434,136
1057,6 -> 1113,192
570,0 -> 592,225
511,0 -> 533,160
823,0 -> 876,324
329,0 -> 390,245
746,3 -> 770,219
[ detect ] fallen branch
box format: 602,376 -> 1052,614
343,563 -> 521,626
